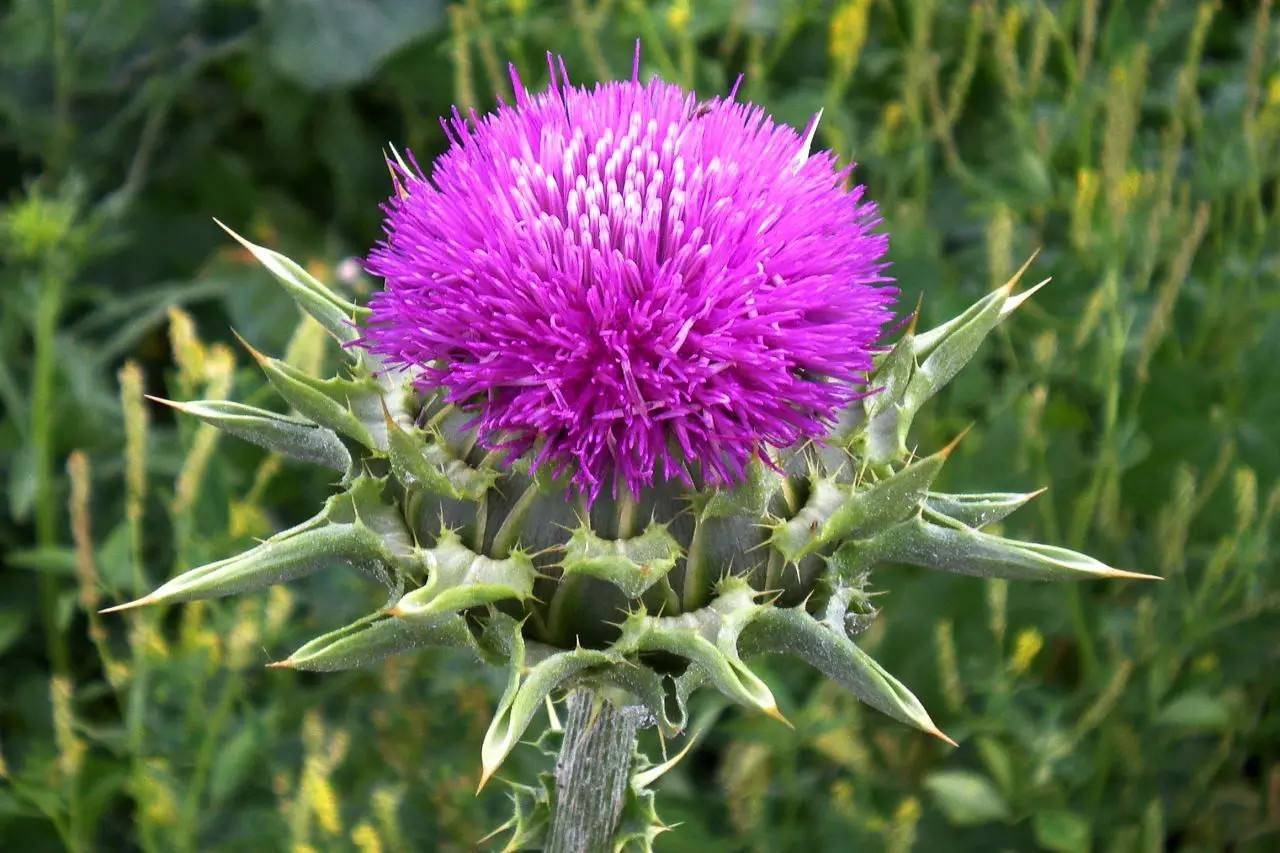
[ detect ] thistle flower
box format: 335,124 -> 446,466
107,55 -> 1153,851
363,59 -> 894,500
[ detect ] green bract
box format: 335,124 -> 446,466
105,227 -> 1154,850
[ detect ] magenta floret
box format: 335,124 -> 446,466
363,58 -> 895,500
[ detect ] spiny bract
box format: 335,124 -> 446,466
106,61 -> 1153,851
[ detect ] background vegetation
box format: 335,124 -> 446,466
1,0 -> 1277,850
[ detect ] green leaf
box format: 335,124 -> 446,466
109,523 -> 386,609
924,770 -> 1011,826
209,722 -> 261,806
6,546 -> 76,575
1033,809 -> 1091,853
861,334 -> 915,464
976,736 -> 1015,797
1155,690 -> 1234,731
0,607 -> 31,656
153,397 -> 351,470
561,521 -> 683,598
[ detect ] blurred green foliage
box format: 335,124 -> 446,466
1,0 -> 1278,850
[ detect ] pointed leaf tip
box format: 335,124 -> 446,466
229,328 -> 268,364
762,704 -> 794,730
143,394 -> 182,411
905,293 -> 924,336
1000,277 -> 1052,318
214,221 -> 366,344
211,217 -> 238,242
99,595 -> 157,614
997,249 -> 1042,296
938,423 -> 975,459
929,726 -> 959,748
1105,568 -> 1163,581
265,659 -> 294,670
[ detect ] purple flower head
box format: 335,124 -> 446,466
363,56 -> 895,501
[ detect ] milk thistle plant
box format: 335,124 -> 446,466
106,55 -> 1153,850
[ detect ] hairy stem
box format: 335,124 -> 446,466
547,690 -> 645,853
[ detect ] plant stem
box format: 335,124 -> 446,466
547,690 -> 645,853
34,271 -> 68,675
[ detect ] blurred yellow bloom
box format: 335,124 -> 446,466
137,762 -> 180,827
305,760 -> 343,836
352,822 -> 382,853
829,0 -> 871,79
666,0 -> 691,32
1009,628 -> 1044,675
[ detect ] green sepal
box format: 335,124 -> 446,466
865,332 -> 915,422
560,521 -> 683,598
909,254 -> 1041,366
682,457 -> 783,610
217,220 -> 368,346
862,334 -> 917,462
392,529 -> 536,620
924,489 -> 1045,528
819,560 -> 878,638
583,663 -> 685,739
480,624 -> 621,787
274,610 -> 477,671
846,511 -> 1157,581
383,405 -> 498,501
153,397 -> 350,471
741,606 -> 951,743
613,785 -> 669,853
247,342 -> 383,450
616,581 -> 785,724
906,289 -> 1004,401
688,457 -> 782,521
103,476 -> 412,612
485,777 -> 553,852
864,256 -> 1044,463
768,437 -> 955,562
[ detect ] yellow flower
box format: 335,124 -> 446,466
829,0 -> 872,79
1009,628 -> 1044,675
352,822 -> 383,853
666,0 -> 691,32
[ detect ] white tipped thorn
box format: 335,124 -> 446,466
1000,277 -> 1052,318
793,109 -> 823,172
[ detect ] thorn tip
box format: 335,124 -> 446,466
99,596 -> 157,614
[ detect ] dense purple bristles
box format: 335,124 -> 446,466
363,57 -> 895,500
